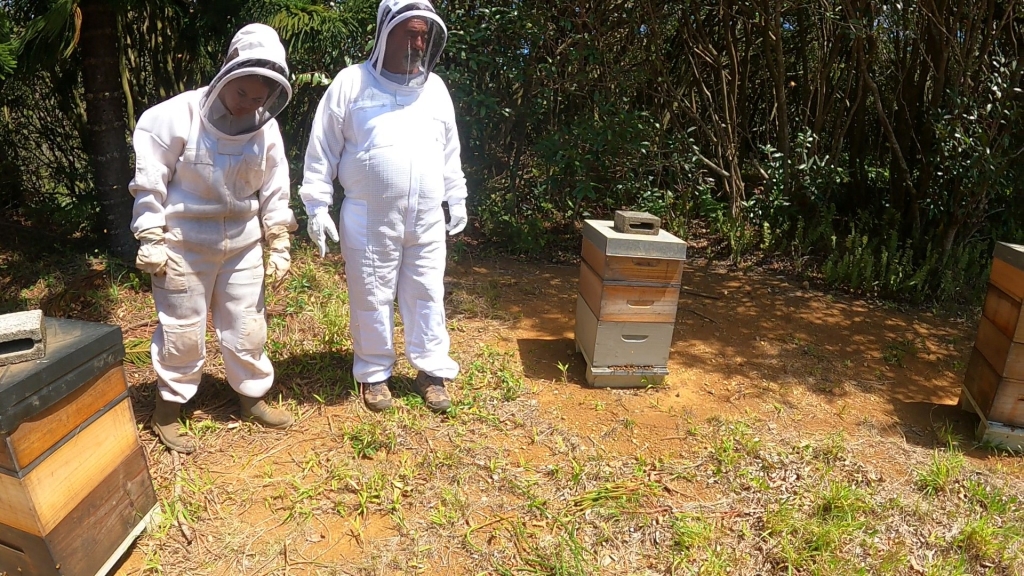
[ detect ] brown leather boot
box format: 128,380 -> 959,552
413,371 -> 452,413
239,395 -> 294,430
361,380 -> 393,412
151,395 -> 196,454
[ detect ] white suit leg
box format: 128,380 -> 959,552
397,218 -> 459,380
151,249 -> 214,403
341,197 -> 403,384
212,242 -> 274,398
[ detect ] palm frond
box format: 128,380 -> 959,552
123,337 -> 152,367
0,10 -> 15,78
0,43 -> 16,79
247,0 -> 368,74
15,0 -> 81,73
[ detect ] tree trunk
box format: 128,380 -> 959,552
766,0 -> 790,164
78,0 -> 136,263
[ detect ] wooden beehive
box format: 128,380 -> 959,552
574,216 -> 687,387
0,318 -> 158,576
960,242 -> 1024,450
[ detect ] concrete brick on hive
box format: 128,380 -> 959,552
612,210 -> 661,236
0,310 -> 46,366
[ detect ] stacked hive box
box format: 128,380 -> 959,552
961,242 -> 1024,451
0,317 -> 159,576
574,213 -> 688,387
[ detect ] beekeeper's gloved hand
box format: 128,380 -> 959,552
446,200 -> 467,236
265,225 -> 291,283
306,204 -> 339,258
136,227 -> 168,275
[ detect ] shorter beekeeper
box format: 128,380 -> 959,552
129,23 -> 297,453
301,0 -> 468,413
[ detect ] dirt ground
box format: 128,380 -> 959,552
77,251 -> 1019,575
505,257 -> 979,457
0,230 -> 987,569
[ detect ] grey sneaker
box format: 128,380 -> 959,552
361,380 -> 393,412
413,371 -> 452,413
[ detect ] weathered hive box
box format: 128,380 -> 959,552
575,217 -> 687,387
960,242 -> 1024,451
0,318 -> 158,576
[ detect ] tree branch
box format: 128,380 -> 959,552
854,33 -> 918,200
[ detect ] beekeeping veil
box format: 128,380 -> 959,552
368,0 -> 448,87
200,23 -> 292,135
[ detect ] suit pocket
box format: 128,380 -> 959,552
160,320 -> 205,364
341,198 -> 368,251
234,312 -> 267,353
226,152 -> 266,199
151,248 -> 189,292
180,147 -> 215,186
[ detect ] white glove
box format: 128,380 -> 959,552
446,200 -> 467,236
135,227 -> 167,276
264,225 -> 291,283
306,205 -> 339,258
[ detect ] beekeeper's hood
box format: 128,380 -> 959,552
368,0 -> 447,86
200,23 -> 292,135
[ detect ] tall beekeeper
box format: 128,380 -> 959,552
129,23 -> 298,453
300,0 -> 468,413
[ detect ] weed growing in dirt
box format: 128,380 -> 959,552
344,421 -> 396,459
916,449 -> 966,495
882,336 -> 920,366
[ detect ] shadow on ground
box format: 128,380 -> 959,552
444,256 -> 982,454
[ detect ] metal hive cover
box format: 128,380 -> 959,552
0,318 -> 124,434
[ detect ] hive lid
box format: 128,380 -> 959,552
583,219 -> 687,260
0,317 -> 124,434
994,242 -> 1024,271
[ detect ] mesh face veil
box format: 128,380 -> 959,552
368,0 -> 448,87
200,24 -> 292,135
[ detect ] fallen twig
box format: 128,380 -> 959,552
312,514 -> 333,553
681,288 -> 720,300
171,451 -> 194,545
857,379 -> 895,387
126,318 -> 157,330
465,513 -> 519,551
686,309 -> 719,324
639,505 -> 675,516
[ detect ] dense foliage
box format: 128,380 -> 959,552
1,0 -> 1021,305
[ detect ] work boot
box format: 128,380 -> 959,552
361,380 -> 393,412
413,371 -> 452,413
151,395 -> 196,454
239,395 -> 294,430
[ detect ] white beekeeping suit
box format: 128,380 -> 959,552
300,0 -> 467,411
130,23 -> 298,452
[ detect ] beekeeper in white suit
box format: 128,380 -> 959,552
130,23 -> 298,453
300,0 -> 467,413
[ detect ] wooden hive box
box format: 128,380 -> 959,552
575,218 -> 687,387
575,294 -> 672,387
0,318 -> 158,576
